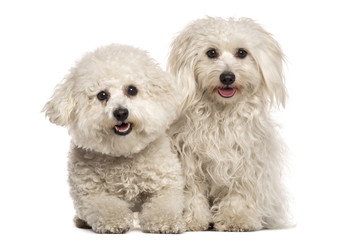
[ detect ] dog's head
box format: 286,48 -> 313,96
43,44 -> 178,157
168,17 -> 286,109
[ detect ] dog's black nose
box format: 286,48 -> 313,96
113,108 -> 129,122
220,71 -> 235,85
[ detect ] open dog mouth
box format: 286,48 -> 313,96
113,122 -> 132,136
218,86 -> 236,98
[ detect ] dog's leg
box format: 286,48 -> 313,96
76,194 -> 133,234
183,184 -> 212,231
139,188 -> 186,234
212,194 -> 263,232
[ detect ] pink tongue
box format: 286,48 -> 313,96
218,87 -> 236,97
116,123 -> 129,131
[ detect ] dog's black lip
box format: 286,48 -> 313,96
113,123 -> 133,136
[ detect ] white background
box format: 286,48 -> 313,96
1,0 -> 342,239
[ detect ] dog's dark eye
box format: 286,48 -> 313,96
235,48 -> 248,59
97,91 -> 109,101
127,85 -> 138,96
206,49 -> 218,59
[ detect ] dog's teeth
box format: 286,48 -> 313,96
115,123 -> 130,132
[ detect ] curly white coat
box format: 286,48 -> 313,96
44,44 -> 185,233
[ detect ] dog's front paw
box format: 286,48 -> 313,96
215,221 -> 262,232
140,214 -> 186,234
185,218 -> 210,231
213,210 -> 262,232
90,215 -> 133,234
183,210 -> 212,231
212,195 -> 263,232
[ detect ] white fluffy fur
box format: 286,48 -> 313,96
167,17 -> 289,231
44,44 -> 185,233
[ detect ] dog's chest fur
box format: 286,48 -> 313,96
68,144 -> 170,204
172,102 -> 277,187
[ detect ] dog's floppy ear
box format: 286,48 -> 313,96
253,30 -> 287,108
167,36 -> 198,111
43,73 -> 76,126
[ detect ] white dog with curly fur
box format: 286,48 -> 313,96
168,17 -> 289,231
43,44 -> 185,234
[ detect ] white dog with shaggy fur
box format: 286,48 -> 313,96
168,17 -> 289,231
43,44 -> 185,234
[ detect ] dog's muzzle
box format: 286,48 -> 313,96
113,108 -> 132,136
218,71 -> 236,98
